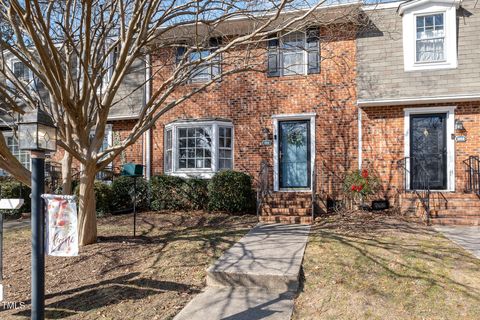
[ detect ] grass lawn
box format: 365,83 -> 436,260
1,211 -> 256,319
293,212 -> 480,320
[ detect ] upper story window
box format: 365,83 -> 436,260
416,14 -> 444,63
399,0 -> 460,71
164,120 -> 233,178
267,28 -> 320,77
8,59 -> 34,91
0,132 -> 31,176
176,38 -> 222,83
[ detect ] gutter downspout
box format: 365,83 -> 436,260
143,54 -> 152,180
358,106 -> 362,170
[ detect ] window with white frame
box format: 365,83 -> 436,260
399,0 -> 460,71
176,38 -> 222,83
8,59 -> 34,90
0,132 -> 31,176
164,129 -> 173,172
415,14 -> 445,63
164,120 -> 233,177
267,28 -> 320,77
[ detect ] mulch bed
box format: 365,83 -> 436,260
1,211 -> 257,319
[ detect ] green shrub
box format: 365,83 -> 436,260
74,181 -> 113,217
111,176 -> 149,212
93,182 -> 113,217
0,179 -> 31,218
150,175 -> 187,211
150,175 -> 209,211
208,170 -> 255,213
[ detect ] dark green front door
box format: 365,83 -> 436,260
279,120 -> 310,189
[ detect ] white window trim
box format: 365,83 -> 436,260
403,106 -> 455,192
1,131 -> 31,174
401,0 -> 459,71
7,58 -> 34,91
164,120 -> 234,179
272,113 -> 316,192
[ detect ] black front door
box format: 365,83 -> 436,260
410,114 -> 447,190
279,120 -> 311,189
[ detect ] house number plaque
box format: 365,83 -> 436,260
455,136 -> 467,142
261,140 -> 272,146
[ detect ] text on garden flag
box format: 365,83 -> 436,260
42,194 -> 78,256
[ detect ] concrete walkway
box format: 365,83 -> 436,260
4,218 -> 30,230
174,223 -> 310,320
434,226 -> 480,259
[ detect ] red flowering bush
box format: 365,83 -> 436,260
343,169 -> 380,200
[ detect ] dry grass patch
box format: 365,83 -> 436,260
1,211 -> 256,319
293,212 -> 480,320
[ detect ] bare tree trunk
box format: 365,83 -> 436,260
61,151 -> 73,195
77,163 -> 97,246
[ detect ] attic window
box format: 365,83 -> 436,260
399,0 -> 460,71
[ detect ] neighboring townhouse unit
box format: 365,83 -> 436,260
0,52 -> 148,182
358,0 -> 480,225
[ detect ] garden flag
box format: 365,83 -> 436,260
42,194 -> 78,257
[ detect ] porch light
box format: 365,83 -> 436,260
262,127 -> 270,140
455,119 -> 465,131
18,108 -> 57,152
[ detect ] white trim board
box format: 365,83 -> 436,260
272,113 -> 316,192
357,94 -> 480,107
403,106 -> 456,191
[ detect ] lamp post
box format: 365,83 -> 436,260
18,109 -> 57,320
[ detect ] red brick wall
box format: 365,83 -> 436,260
361,102 -> 480,205
150,26 -> 359,199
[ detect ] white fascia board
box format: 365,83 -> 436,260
357,94 -> 480,107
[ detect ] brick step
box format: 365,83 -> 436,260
263,200 -> 312,207
430,217 -> 480,226
259,215 -> 313,224
401,193 -> 480,200
265,193 -> 312,201
262,207 -> 312,215
402,202 -> 480,210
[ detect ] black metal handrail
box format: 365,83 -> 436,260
463,156 -> 480,194
311,161 -> 316,221
397,156 -> 431,224
256,160 -> 270,220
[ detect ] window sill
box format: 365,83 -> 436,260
166,171 -> 215,179
404,61 -> 457,72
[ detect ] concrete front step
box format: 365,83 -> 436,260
431,218 -> 480,226
206,223 -> 310,292
174,287 -> 295,320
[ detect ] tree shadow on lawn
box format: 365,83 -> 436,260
11,272 -> 201,319
309,214 -> 480,301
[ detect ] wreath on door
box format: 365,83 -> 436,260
286,128 -> 305,147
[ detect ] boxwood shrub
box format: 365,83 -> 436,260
0,179 -> 31,218
207,170 -> 255,213
111,176 -> 149,212
74,181 -> 113,217
149,175 -> 209,211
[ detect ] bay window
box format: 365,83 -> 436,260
164,120 -> 233,177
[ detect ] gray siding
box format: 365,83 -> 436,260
357,0 -> 480,101
109,57 -> 146,119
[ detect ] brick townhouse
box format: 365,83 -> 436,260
2,0 -> 480,225
358,0 -> 480,225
